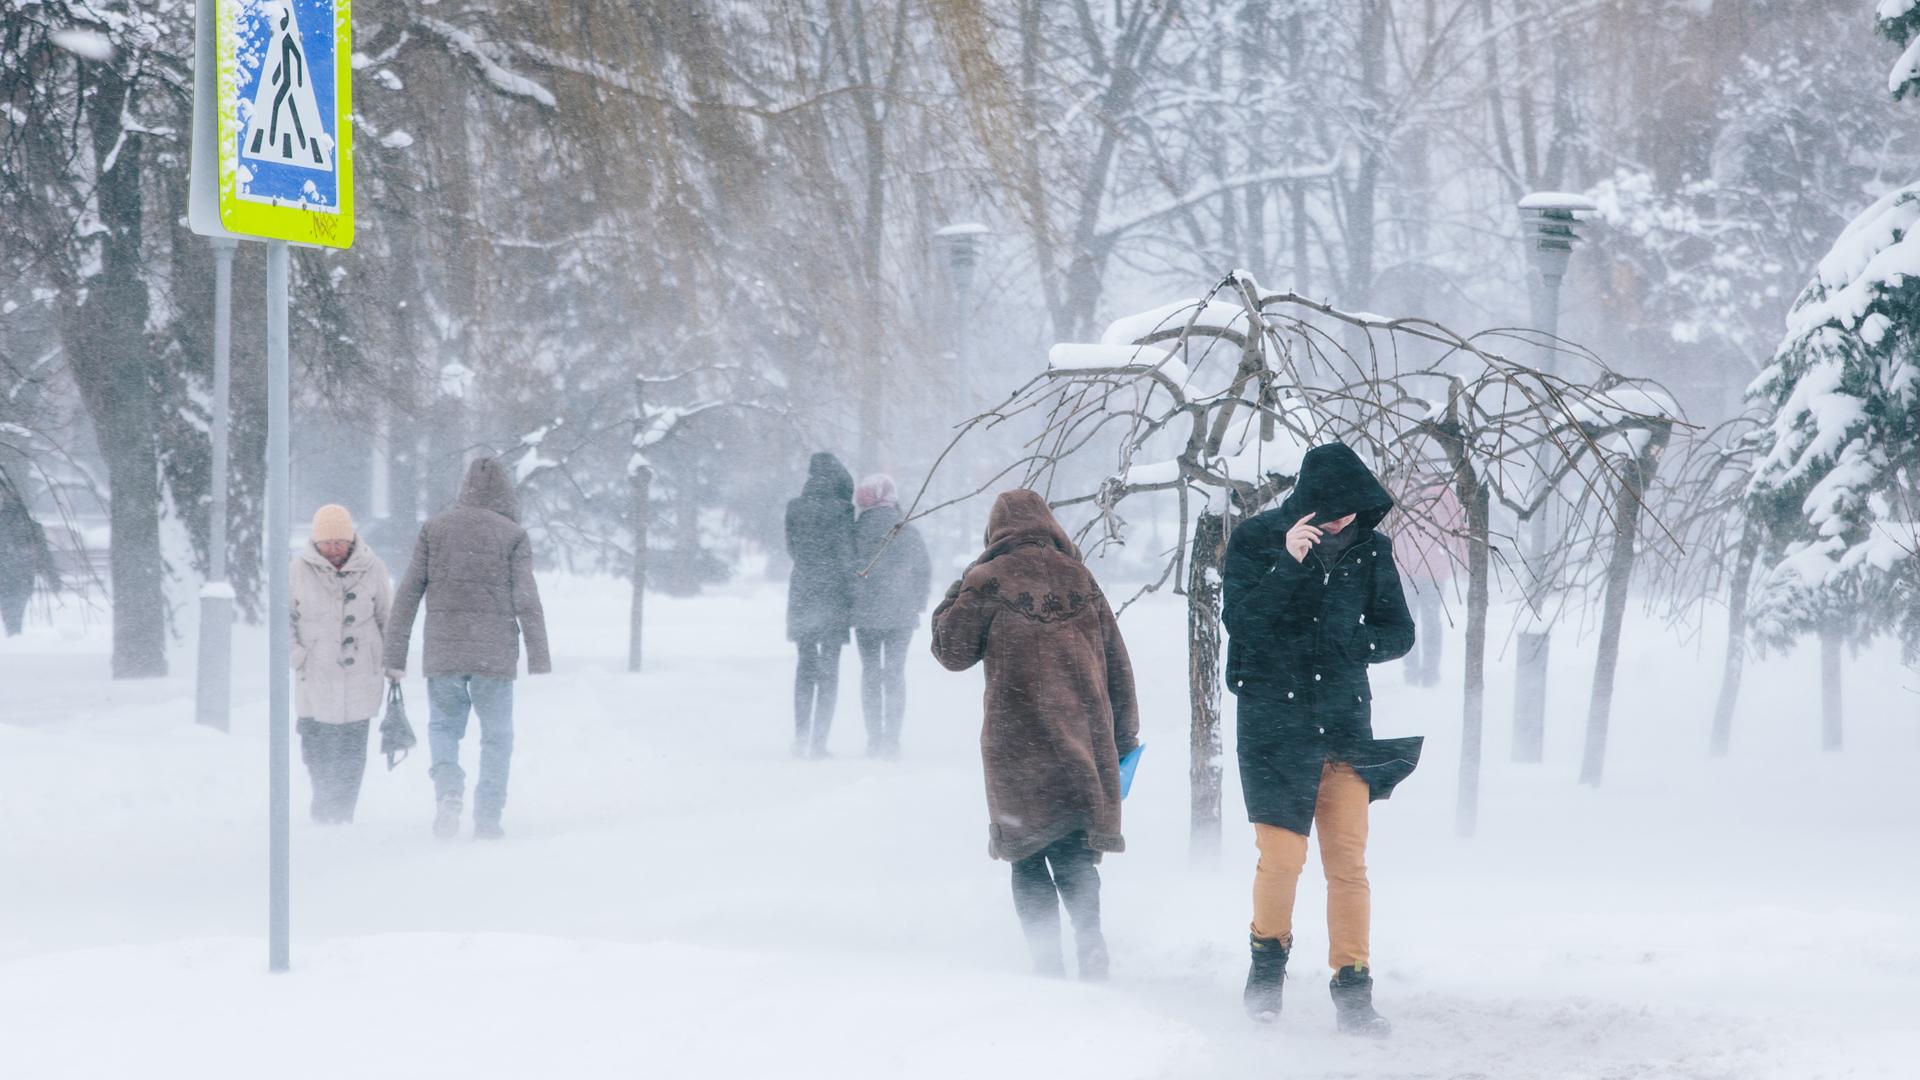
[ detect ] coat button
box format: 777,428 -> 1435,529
1286,691 -> 1295,700
341,657 -> 355,666
1356,695 -> 1363,703
1314,673 -> 1322,681
344,614 -> 356,624
346,591 -> 357,601
342,636 -> 355,646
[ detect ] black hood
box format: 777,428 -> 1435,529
458,457 -> 520,522
1276,443 -> 1394,536
801,452 -> 854,502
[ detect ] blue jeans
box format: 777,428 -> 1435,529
427,675 -> 515,823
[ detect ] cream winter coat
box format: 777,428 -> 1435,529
291,539 -> 393,725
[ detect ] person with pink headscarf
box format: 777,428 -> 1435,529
850,473 -> 931,758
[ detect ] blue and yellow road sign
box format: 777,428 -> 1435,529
216,0 -> 353,247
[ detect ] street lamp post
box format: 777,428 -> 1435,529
934,223 -> 988,560
933,223 -> 988,409
195,236 -> 238,732
1512,192 -> 1594,764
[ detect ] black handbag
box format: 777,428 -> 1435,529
378,683 -> 418,770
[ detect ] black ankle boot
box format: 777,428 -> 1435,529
1243,934 -> 1289,1022
1329,965 -> 1391,1037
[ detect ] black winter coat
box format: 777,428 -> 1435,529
1223,443 -> 1423,834
851,504 -> 932,631
786,453 -> 856,644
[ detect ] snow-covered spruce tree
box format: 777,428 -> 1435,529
1745,1 -> 1920,742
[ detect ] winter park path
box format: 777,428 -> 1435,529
1,578 -> 1915,1078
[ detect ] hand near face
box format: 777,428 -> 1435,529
1285,514 -> 1323,564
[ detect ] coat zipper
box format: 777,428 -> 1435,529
1316,538 -> 1362,585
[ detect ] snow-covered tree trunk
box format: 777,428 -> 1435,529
1186,510 -> 1227,866
1709,520 -> 1761,757
57,62 -> 167,679
1819,626 -> 1844,752
1433,415 -> 1493,838
1580,424 -> 1673,787
628,462 -> 653,674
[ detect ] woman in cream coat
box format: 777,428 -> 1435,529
291,504 -> 393,823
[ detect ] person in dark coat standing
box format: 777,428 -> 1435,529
786,452 -> 855,758
932,489 -> 1140,981
851,473 -> 931,759
1222,442 -> 1421,1035
0,480 -> 58,637
385,457 -> 551,840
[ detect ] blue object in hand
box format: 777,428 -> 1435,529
1118,744 -> 1144,800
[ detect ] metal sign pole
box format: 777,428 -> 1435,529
266,238 -> 291,973
195,237 -> 238,732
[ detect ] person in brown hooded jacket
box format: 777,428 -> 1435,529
931,490 -> 1140,980
385,457 -> 550,840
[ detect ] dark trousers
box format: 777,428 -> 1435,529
297,718 -> 370,823
794,638 -> 843,748
855,627 -> 912,753
1011,832 -> 1104,974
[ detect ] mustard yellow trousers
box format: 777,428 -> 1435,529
1251,759 -> 1370,970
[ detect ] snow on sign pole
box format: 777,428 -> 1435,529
194,0 -> 355,975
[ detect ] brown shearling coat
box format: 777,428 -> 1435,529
385,458 -> 551,679
931,490 -> 1140,863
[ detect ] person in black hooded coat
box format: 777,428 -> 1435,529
1222,442 -> 1421,1036
786,452 -> 856,757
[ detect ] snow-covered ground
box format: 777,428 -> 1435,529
2,575 -> 1916,1079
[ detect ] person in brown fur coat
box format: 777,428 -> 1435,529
932,489 -> 1140,980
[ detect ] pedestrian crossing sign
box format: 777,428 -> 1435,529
216,0 -> 353,248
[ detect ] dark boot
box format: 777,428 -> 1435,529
1075,930 -> 1110,982
1243,934 -> 1290,1022
1330,965 -> 1391,1037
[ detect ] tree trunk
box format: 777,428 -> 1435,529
1708,519 -> 1759,757
1820,626 -> 1843,752
59,68 -> 165,678
102,437 -> 167,677
1342,0 -> 1388,303
1579,428 -> 1671,787
1187,511 -> 1227,866
1456,456 -> 1491,838
629,464 -> 653,673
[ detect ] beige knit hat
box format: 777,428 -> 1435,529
311,504 -> 355,544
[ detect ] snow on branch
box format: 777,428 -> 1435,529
1097,162 -> 1340,241
419,17 -> 558,108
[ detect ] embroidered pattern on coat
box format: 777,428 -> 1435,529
963,577 -> 1098,623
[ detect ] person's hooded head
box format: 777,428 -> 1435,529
854,473 -> 899,518
1280,442 -> 1395,539
802,452 -> 855,502
458,457 -> 520,522
982,489 -> 1080,561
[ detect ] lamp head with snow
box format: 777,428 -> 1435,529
1517,192 -> 1596,284
934,222 -> 988,292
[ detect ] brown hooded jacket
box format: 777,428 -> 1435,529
931,490 -> 1140,862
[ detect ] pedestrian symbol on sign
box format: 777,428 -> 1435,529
242,1 -> 333,172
